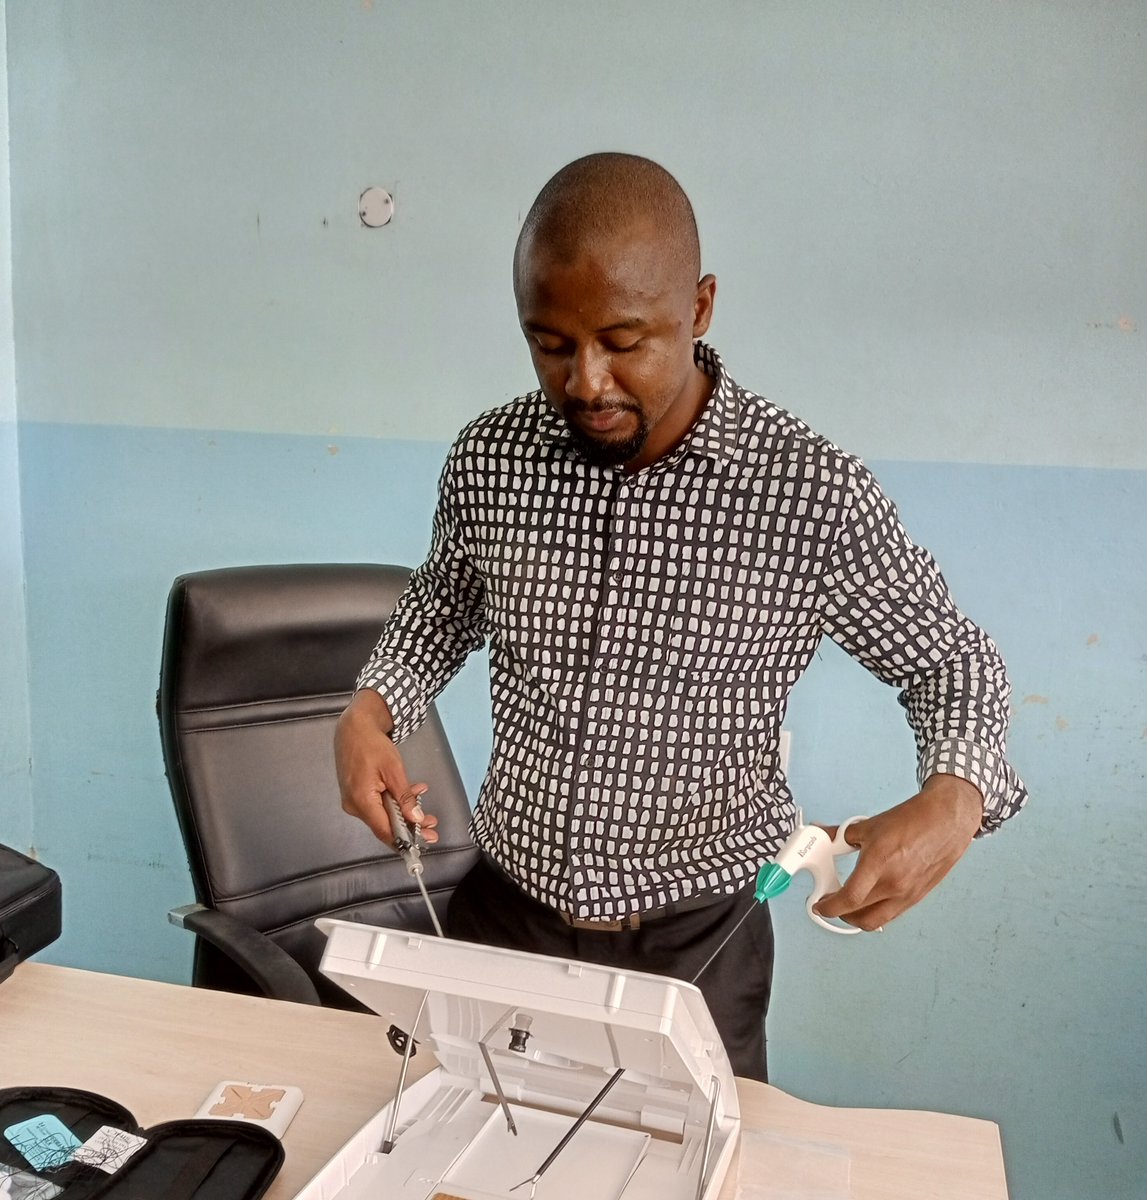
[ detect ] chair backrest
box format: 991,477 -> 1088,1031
158,563 -> 479,1007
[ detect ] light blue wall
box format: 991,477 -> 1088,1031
7,1 -> 1145,466
0,0 -> 33,850
5,4 -> 1146,1199
14,425 -> 1147,1199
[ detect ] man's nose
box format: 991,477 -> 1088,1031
565,345 -> 612,402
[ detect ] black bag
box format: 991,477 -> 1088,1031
0,843 -> 62,984
0,1086 -> 284,1199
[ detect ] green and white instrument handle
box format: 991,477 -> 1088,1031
754,809 -> 869,935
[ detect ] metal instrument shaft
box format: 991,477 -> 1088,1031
509,1067 -> 626,1198
690,899 -> 757,984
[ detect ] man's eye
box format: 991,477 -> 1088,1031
534,338 -> 565,355
606,339 -> 642,354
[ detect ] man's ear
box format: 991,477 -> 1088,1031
693,274 -> 717,337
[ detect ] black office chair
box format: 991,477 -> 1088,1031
158,563 -> 480,1009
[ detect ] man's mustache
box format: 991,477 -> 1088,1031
561,399 -> 638,415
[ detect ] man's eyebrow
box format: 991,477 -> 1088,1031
597,318 -> 648,334
522,317 -> 649,335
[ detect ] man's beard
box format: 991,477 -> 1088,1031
563,404 -> 650,467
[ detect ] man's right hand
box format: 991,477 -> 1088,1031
333,689 -> 439,848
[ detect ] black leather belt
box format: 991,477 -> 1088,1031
558,890 -> 728,932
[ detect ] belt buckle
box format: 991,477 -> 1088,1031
560,913 -> 639,932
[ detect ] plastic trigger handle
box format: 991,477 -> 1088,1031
806,816 -> 859,936
770,816 -> 867,935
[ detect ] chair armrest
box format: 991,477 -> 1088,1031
168,904 -> 322,1006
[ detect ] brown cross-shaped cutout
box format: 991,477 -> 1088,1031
209,1085 -> 286,1120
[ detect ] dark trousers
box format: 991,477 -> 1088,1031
446,855 -> 774,1081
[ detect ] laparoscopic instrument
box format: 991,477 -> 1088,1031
382,793 -> 445,937
379,794 -> 446,1155
380,798 -> 639,1186
692,809 -> 868,984
381,795 -> 518,1149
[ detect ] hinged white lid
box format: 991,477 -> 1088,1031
315,918 -> 740,1140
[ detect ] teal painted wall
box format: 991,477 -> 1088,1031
5,4 -> 1146,1199
0,0 -> 33,849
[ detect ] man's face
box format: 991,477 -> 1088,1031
514,226 -> 715,471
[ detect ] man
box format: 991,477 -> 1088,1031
335,153 -> 1027,1082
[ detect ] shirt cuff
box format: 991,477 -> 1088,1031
918,738 -> 1007,834
355,658 -> 427,743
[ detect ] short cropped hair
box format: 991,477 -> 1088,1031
514,152 -> 701,288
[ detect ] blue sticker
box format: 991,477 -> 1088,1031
4,1114 -> 81,1171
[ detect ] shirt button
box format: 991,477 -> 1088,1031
609,572 -> 622,584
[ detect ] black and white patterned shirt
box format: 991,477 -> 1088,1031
359,343 -> 1027,921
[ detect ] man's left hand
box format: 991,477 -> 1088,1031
812,774 -> 984,931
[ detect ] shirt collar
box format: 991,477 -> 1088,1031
534,340 -> 742,467
685,341 -> 741,465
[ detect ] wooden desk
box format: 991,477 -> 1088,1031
0,964 -> 1007,1199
